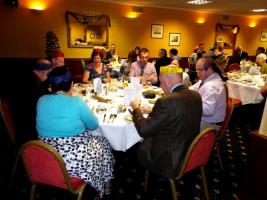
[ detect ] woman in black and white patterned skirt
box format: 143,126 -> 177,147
36,67 -> 114,197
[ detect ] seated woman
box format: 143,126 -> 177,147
215,55 -> 228,81
82,51 -> 111,83
36,67 -> 114,197
169,60 -> 191,87
256,53 -> 267,74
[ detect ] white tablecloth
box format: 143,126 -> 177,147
227,80 -> 264,105
73,83 -> 161,151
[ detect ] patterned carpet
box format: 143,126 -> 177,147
1,120 -> 258,200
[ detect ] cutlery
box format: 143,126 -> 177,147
111,114 -> 117,123
108,114 -> 113,123
103,113 -> 106,123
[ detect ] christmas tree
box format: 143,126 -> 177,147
45,31 -> 60,56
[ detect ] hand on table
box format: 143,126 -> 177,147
130,100 -> 141,110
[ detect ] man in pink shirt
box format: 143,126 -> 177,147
129,48 -> 158,84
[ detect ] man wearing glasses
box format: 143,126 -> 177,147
190,57 -> 226,131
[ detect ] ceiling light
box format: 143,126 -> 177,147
252,9 -> 267,12
187,0 -> 213,5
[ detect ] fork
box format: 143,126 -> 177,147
108,114 -> 114,123
111,114 -> 117,123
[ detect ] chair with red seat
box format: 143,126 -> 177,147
144,128 -> 217,200
0,98 -> 16,145
215,93 -> 235,170
13,140 -> 87,200
228,63 -> 241,72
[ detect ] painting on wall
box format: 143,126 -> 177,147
96,33 -> 101,39
90,33 -> 95,39
151,24 -> 164,39
169,33 -> 181,46
260,32 -> 267,42
216,35 -> 224,43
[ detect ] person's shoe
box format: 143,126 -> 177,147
104,181 -> 112,195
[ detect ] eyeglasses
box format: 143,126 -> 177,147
196,66 -> 209,73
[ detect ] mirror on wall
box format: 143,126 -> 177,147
65,11 -> 110,48
214,23 -> 239,49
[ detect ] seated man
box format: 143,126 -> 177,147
105,43 -> 119,63
169,48 -> 181,61
130,66 -> 202,178
129,48 -> 158,84
47,50 -> 65,68
12,59 -> 53,146
155,48 -> 171,77
190,57 -> 226,131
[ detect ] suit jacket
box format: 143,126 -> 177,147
241,51 -> 248,60
132,85 -> 202,178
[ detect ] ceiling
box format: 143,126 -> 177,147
93,0 -> 267,18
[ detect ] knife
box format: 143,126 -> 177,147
103,113 -> 106,123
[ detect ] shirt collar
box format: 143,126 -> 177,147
170,83 -> 183,93
202,72 -> 217,84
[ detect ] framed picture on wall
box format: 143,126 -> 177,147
169,33 -> 181,46
90,33 -> 95,39
151,24 -> 164,39
216,35 -> 224,43
96,33 -> 101,39
260,32 -> 267,42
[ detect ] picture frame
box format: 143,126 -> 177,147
151,24 -> 164,39
96,33 -> 101,39
90,33 -> 95,39
169,33 -> 181,46
260,32 -> 267,42
216,35 -> 224,43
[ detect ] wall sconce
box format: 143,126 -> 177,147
30,8 -> 43,13
196,18 -> 205,24
249,22 -> 257,28
29,2 -> 46,12
126,6 -> 143,18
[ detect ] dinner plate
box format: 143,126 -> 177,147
148,99 -> 157,104
124,115 -> 133,121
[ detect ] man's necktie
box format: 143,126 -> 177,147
197,81 -> 204,91
140,66 -> 144,76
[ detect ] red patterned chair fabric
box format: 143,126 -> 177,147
228,63 -> 241,72
14,140 -> 87,200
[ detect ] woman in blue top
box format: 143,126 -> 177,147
82,50 -> 111,83
36,67 -> 114,198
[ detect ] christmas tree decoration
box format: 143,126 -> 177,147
45,31 -> 61,56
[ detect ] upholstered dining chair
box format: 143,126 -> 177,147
215,90 -> 235,171
0,98 -> 16,144
13,140 -> 87,200
144,128 -> 217,200
228,63 -> 241,72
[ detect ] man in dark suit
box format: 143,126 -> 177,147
130,66 -> 202,178
237,46 -> 249,60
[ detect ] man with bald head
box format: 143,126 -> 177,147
130,66 -> 202,179
190,57 -> 226,131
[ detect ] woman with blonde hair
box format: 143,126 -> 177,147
256,53 -> 267,74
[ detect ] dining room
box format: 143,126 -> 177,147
1,0 -> 267,200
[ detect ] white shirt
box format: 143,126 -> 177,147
189,73 -> 226,123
